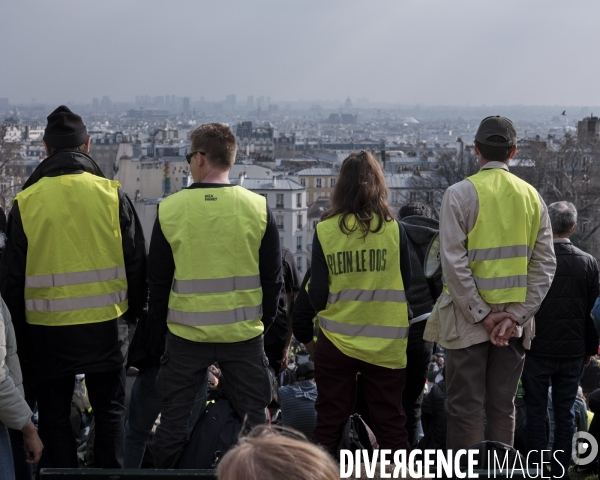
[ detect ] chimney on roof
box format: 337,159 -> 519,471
239,172 -> 245,186
272,176 -> 277,187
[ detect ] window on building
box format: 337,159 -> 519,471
296,193 -> 302,208
297,257 -> 303,272
280,236 -> 284,246
276,215 -> 284,230
409,191 -> 418,202
296,236 -> 302,251
136,178 -> 139,182
300,178 -> 306,187
297,214 -> 302,230
330,178 -> 336,188
276,194 -> 284,208
316,178 -> 322,188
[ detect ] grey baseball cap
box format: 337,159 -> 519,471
475,116 -> 517,147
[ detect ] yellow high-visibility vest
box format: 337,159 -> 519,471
16,173 -> 128,326
316,215 -> 409,369
466,168 -> 541,304
159,186 -> 267,343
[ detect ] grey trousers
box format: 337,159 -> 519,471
153,333 -> 272,468
445,338 -> 525,450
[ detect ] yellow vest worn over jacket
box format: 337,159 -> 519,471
16,173 -> 129,326
159,186 -> 267,343
316,215 -> 409,369
466,168 -> 541,304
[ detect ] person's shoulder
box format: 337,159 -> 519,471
569,243 -> 597,264
278,385 -> 294,398
445,178 -> 473,196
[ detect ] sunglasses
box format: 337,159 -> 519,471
185,151 -> 205,164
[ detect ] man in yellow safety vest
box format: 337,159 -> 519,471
148,123 -> 282,468
0,105 -> 147,468
424,116 -> 556,450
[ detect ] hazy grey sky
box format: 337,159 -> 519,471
1,0 -> 599,106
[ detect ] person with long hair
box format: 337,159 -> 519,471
308,151 -> 412,456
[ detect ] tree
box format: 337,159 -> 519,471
512,134 -> 600,256
403,150 -> 477,217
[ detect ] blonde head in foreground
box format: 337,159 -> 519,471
217,425 -> 338,480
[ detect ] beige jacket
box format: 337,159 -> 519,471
423,162 -> 556,350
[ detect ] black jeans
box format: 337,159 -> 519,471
36,367 -> 126,468
153,333 -> 272,468
522,355 -> 584,479
402,320 -> 433,449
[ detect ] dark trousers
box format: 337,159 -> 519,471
312,332 -> 410,455
36,367 -> 126,468
402,320 -> 433,449
522,354 -> 584,479
153,333 -> 272,469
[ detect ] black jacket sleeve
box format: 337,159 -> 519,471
0,202 -> 29,363
292,269 -> 315,345
308,230 -> 329,313
585,257 -> 600,356
399,222 -> 412,292
146,210 -> 174,357
308,224 -> 412,313
118,190 -> 148,323
259,207 -> 283,331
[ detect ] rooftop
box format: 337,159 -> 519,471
296,168 -> 338,176
231,178 -> 305,190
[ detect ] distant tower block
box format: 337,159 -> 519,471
345,96 -> 352,110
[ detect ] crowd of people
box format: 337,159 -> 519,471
1,108 -> 600,480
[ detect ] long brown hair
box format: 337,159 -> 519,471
322,151 -> 393,238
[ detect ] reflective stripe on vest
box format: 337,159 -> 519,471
316,215 -> 409,369
172,275 -> 261,295
318,316 -> 409,340
467,245 -> 532,263
16,173 -> 129,326
328,289 -> 406,304
168,305 -> 262,327
466,168 -> 541,304
160,186 -> 267,343
26,290 -> 128,313
25,267 -> 126,288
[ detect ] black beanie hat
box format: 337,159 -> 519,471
43,105 -> 89,148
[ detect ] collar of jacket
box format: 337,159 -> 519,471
22,151 -> 105,190
480,161 -> 509,172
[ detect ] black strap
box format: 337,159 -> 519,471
408,236 -> 438,302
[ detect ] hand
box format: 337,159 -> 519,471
304,340 -> 316,358
490,318 -> 518,347
481,311 -> 518,335
22,422 -> 43,464
585,356 -> 592,367
278,347 -> 290,374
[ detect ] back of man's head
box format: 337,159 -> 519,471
474,116 -> 517,163
189,123 -> 237,170
398,202 -> 433,220
43,105 -> 90,156
548,201 -> 577,236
